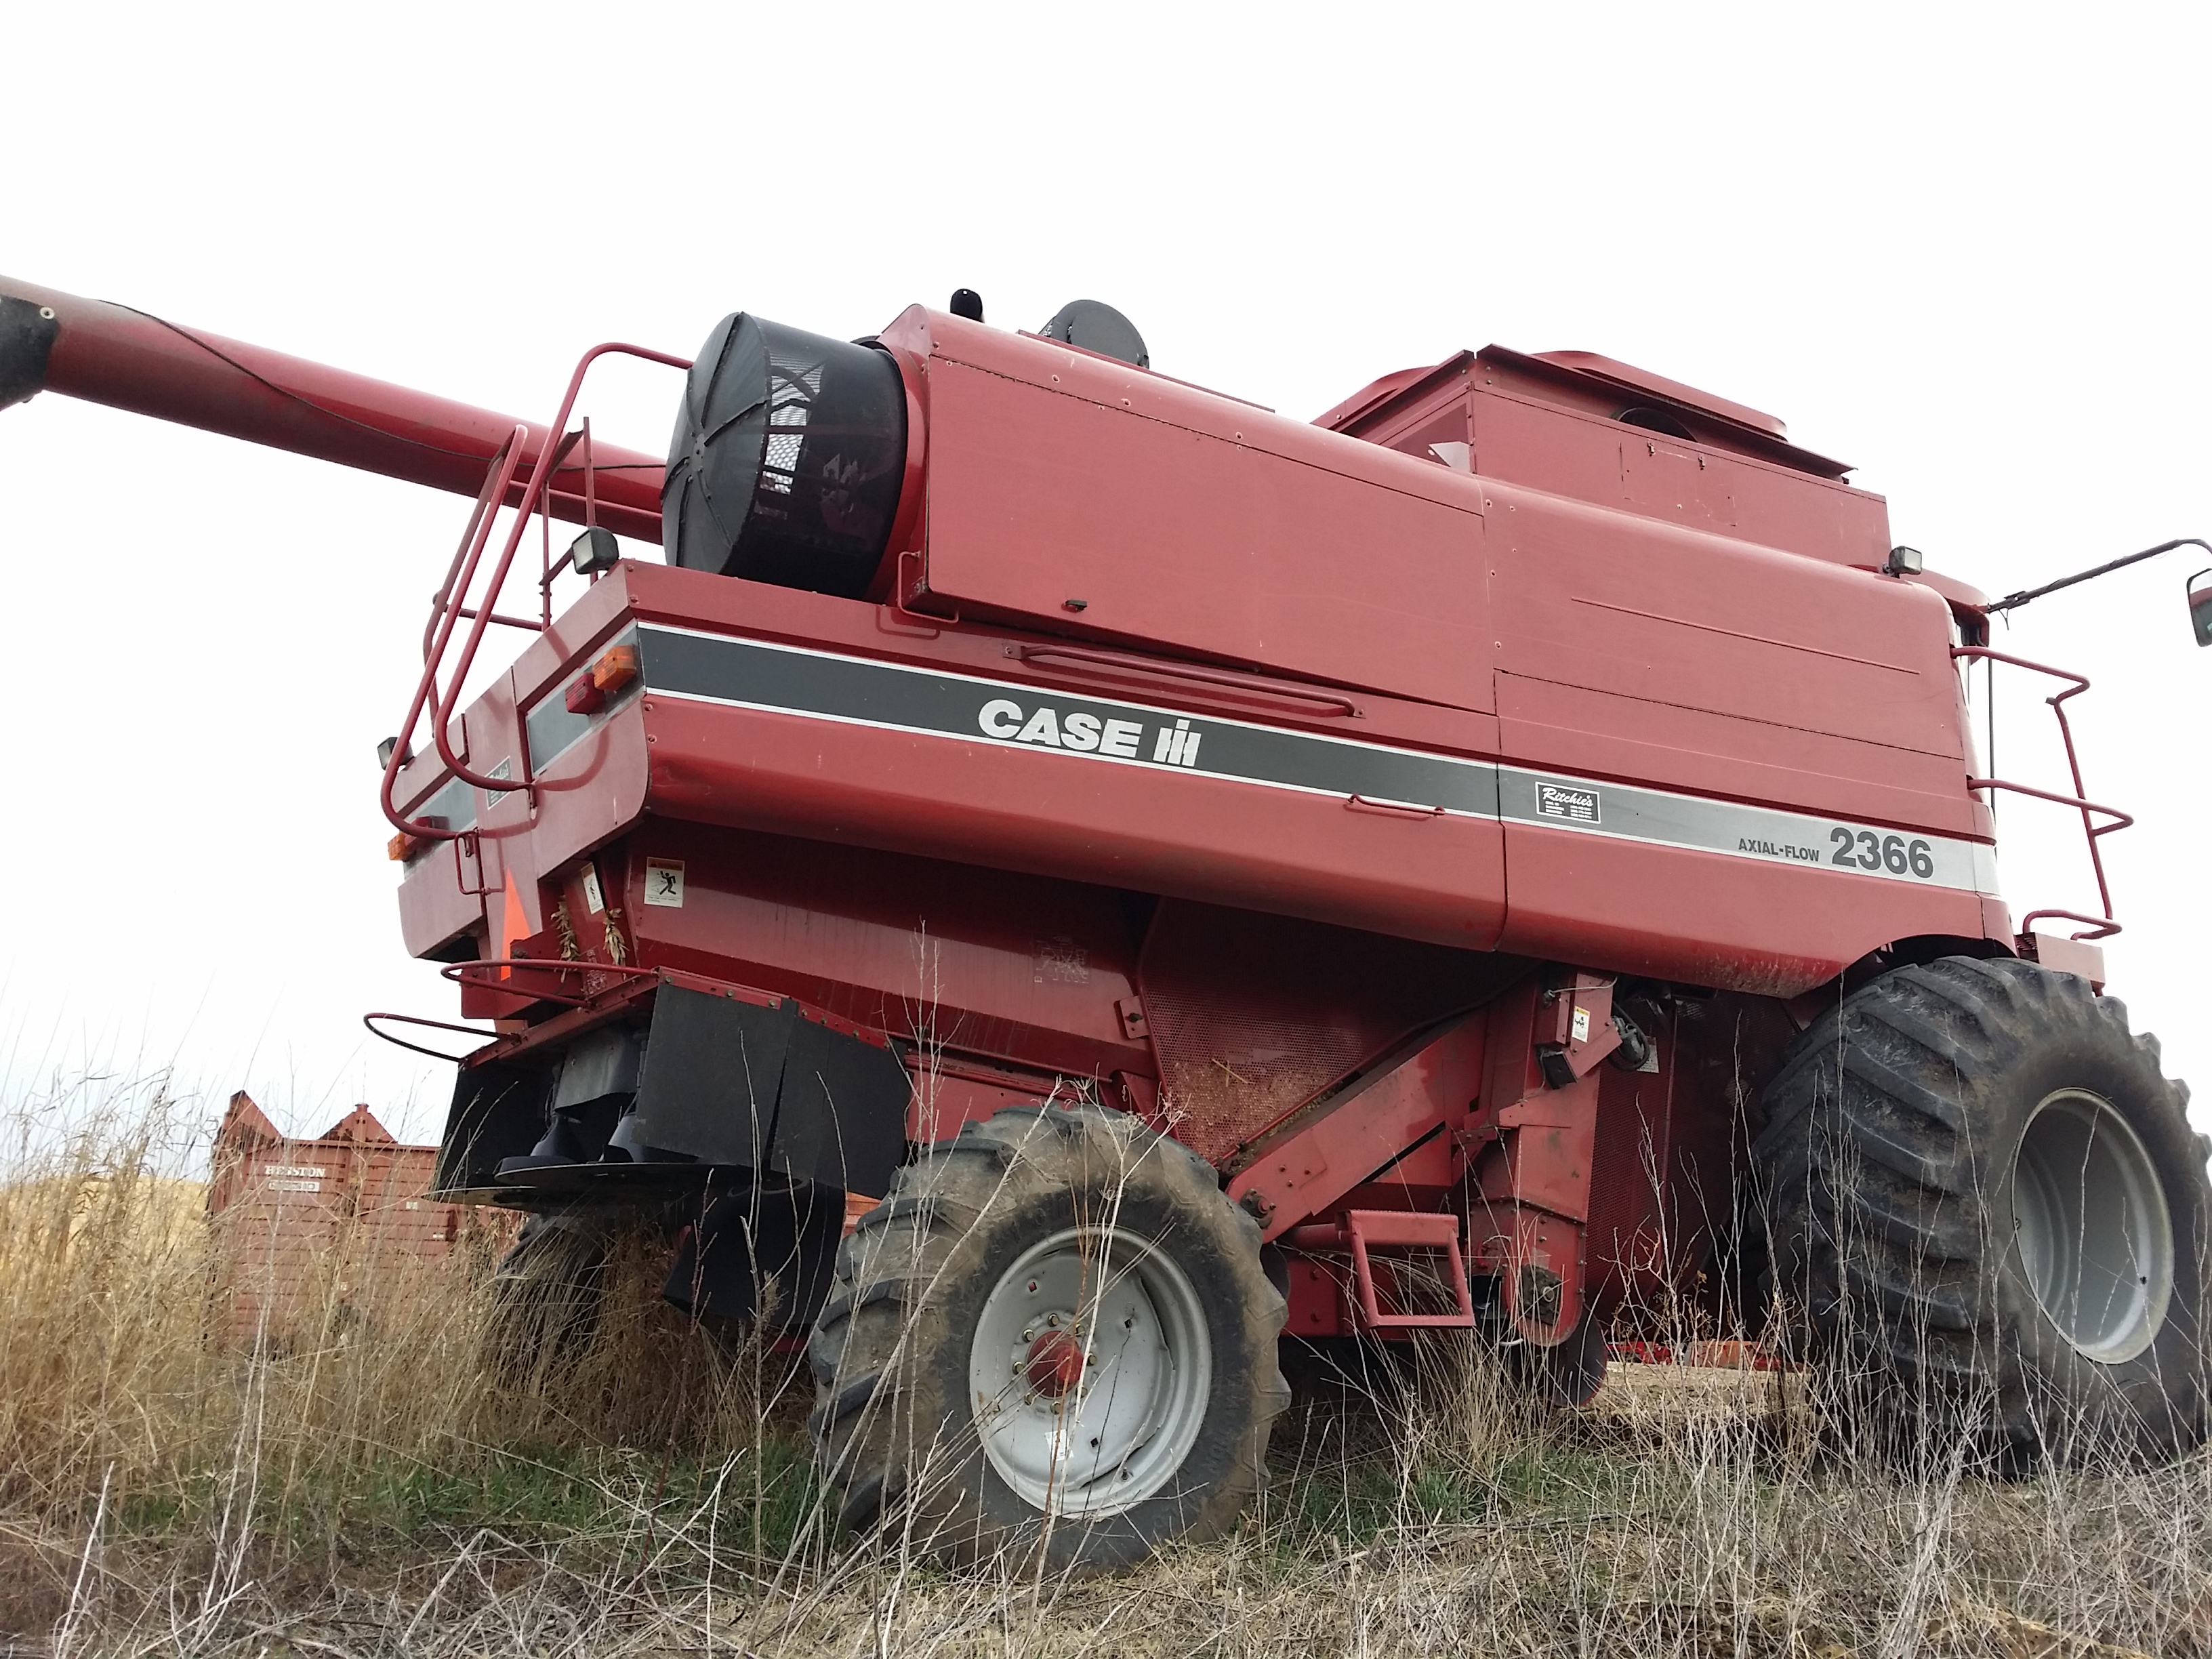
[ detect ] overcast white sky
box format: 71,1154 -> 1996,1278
3,2 -> 2206,1143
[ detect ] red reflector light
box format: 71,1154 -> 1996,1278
563,643 -> 636,716
387,831 -> 419,862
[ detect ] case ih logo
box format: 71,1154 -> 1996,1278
977,699 -> 1204,768
1535,782 -> 1601,823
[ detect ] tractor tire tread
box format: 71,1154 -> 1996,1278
1756,953 -> 2207,1463
806,1101 -> 1288,1571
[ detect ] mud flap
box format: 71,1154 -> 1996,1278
631,985 -> 908,1197
662,1179 -> 844,1331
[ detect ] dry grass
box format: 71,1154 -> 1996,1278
1,1071 -> 2207,1657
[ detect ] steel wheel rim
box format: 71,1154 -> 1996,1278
2011,1088 -> 2174,1364
968,1224 -> 1212,1519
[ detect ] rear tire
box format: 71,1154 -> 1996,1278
483,1212 -> 609,1382
1507,1313 -> 1609,1408
1755,956 -> 2209,1465
807,1103 -> 1289,1572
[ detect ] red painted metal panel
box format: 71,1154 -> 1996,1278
1286,1256 -> 1351,1338
636,696 -> 1511,954
1494,672 -> 1986,838
1317,348 -> 1884,563
1574,989 -> 1801,1328
1465,388 -> 1885,565
1531,350 -> 1790,441
907,323 -> 1494,712
1492,1070 -> 1603,1221
1582,1022 -> 1681,1314
609,818 -> 1152,1082
395,834 -> 490,959
1223,1012 -> 1490,1237
1490,484 -> 1965,762
1496,823 -> 1990,998
611,565 -> 1503,773
1141,907 -> 1513,1164
512,699 -> 653,895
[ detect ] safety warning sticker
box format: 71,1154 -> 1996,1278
643,859 -> 686,907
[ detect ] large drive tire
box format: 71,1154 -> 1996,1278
1755,956 -> 2210,1464
807,1103 -> 1290,1572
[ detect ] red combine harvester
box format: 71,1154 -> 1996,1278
5,277 -> 2208,1568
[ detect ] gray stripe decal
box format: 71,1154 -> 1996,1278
1498,768 -> 1993,895
636,623 -> 1499,814
629,623 -> 1994,897
525,625 -> 644,776
406,773 -> 476,836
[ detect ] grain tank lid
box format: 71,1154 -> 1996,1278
1481,344 -> 1854,480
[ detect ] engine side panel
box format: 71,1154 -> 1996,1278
907,319 -> 1494,713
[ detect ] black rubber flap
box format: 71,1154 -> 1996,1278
436,1056 -> 556,1193
633,985 -> 787,1169
663,1181 -> 845,1330
774,1010 -> 908,1197
631,985 -> 909,1195
661,312 -> 907,596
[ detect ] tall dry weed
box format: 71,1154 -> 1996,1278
1,1072 -> 2207,1656
0,1070 -> 783,1639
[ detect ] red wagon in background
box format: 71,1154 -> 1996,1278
207,1092 -> 489,1345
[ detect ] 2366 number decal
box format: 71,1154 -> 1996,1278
1829,826 -> 1936,879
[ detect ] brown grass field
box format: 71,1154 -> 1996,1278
1,1072 -> 2205,1657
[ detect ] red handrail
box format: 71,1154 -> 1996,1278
380,341 -> 691,841
1953,646 -> 2131,940
363,1010 -> 499,1063
430,344 -> 691,792
380,427 -> 529,841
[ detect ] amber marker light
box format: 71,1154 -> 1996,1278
592,643 -> 639,692
567,642 -> 640,714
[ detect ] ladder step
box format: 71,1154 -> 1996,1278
1345,1209 -> 1475,1329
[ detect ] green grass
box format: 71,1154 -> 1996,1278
106,1437 -> 823,1565
1275,1443 -> 1591,1545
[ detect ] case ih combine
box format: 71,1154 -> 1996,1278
5,275 -> 2209,1569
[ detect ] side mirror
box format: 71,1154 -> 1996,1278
2191,568 -> 2212,647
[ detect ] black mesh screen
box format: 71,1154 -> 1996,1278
662,313 -> 907,596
